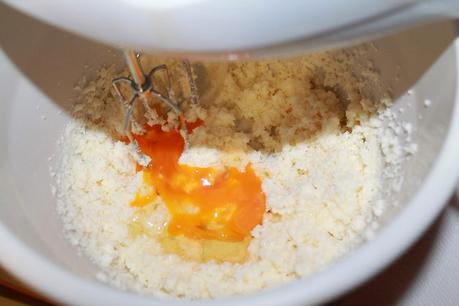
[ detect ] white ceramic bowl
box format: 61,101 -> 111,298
1,6 -> 459,306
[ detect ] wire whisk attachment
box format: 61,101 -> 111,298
112,50 -> 198,166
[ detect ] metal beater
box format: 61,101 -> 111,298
111,50 -> 198,166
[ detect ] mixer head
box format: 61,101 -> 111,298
4,0 -> 458,61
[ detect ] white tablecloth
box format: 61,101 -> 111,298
336,190 -> 459,306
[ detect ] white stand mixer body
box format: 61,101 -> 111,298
3,0 -> 459,58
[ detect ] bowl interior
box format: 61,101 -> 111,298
0,3 -> 458,305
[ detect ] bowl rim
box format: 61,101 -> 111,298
1,40 -> 459,306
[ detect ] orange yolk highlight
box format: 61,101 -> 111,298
130,124 -> 266,241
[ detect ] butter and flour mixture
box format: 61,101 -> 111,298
57,50 -> 403,299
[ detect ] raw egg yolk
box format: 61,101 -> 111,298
130,124 -> 266,241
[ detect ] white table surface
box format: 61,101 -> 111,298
334,190 -> 459,306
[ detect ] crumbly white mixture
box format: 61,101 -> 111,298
57,50 -> 407,299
